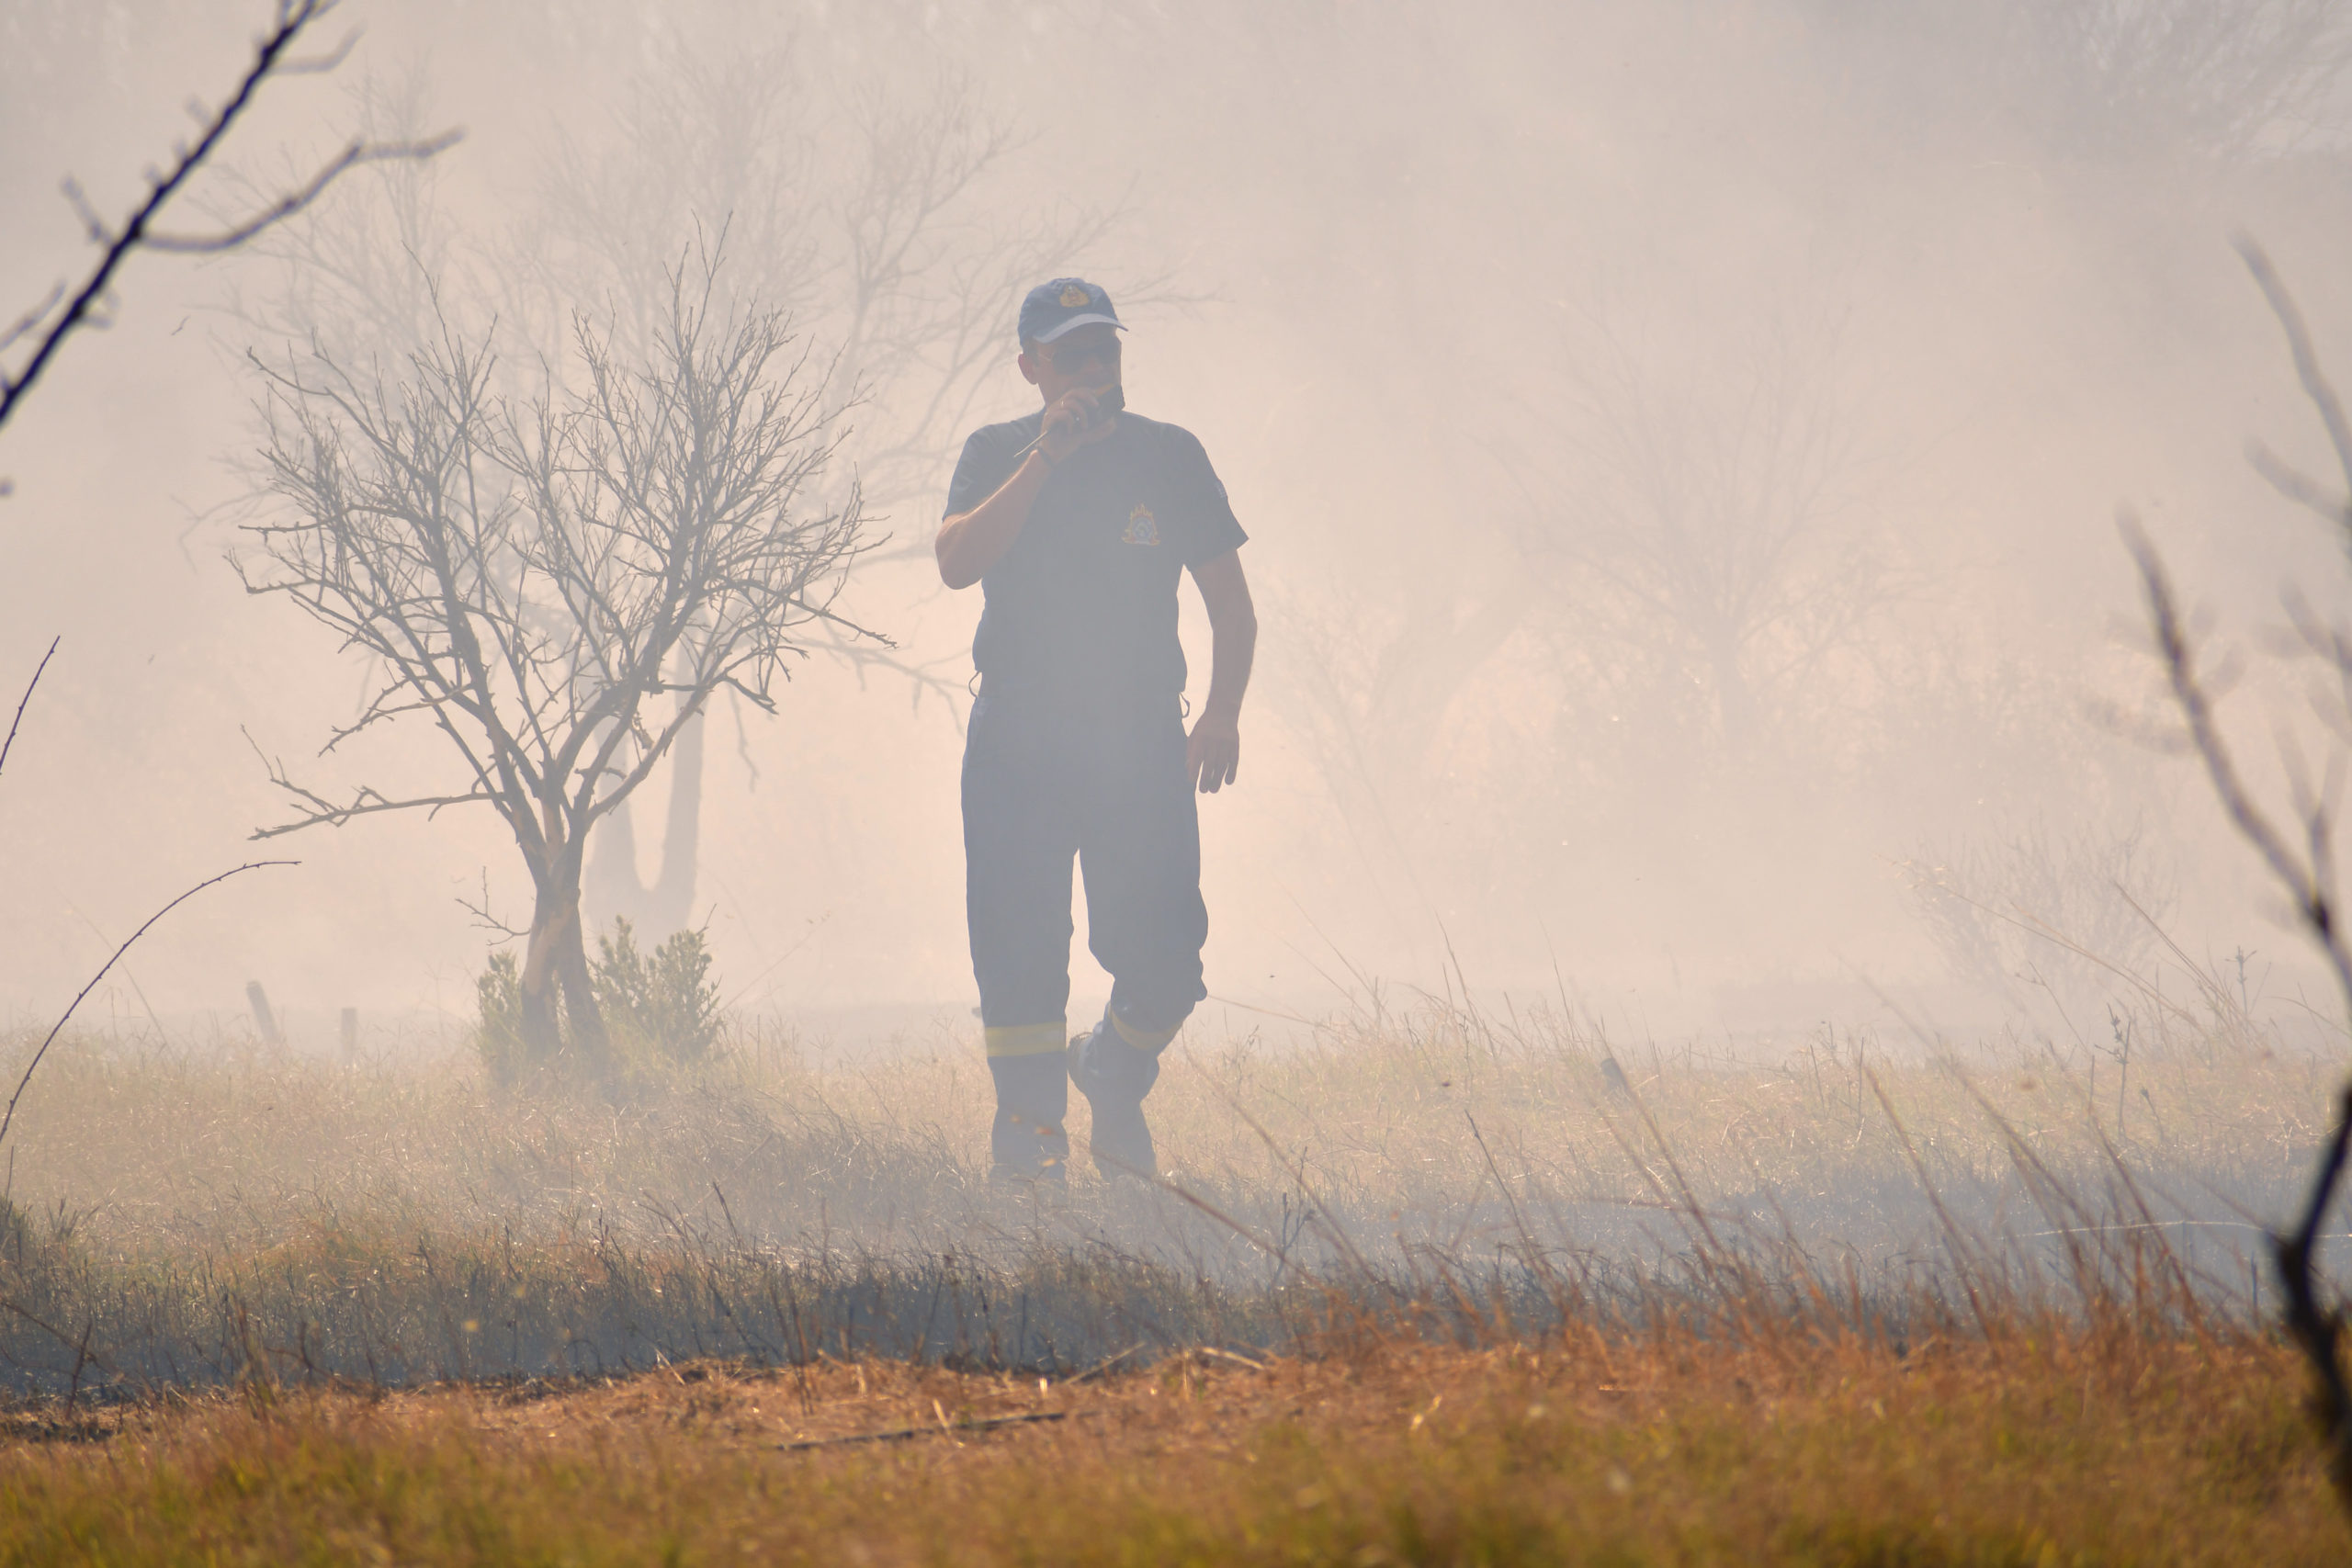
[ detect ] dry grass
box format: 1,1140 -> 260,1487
0,990 -> 2338,1556
0,1325 -> 2337,1563
0,988 -> 2332,1393
0,991 -> 2326,1261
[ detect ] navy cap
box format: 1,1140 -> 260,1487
1018,277 -> 1125,344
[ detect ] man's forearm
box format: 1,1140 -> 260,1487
1203,611 -> 1256,718
936,451 -> 1053,589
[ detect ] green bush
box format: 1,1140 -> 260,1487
472,919 -> 722,1083
592,918 -> 723,1068
473,949 -> 531,1086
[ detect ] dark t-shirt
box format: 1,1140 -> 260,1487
944,409 -> 1247,703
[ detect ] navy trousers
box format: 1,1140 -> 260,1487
963,689 -> 1209,1061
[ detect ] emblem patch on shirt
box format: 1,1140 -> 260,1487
1123,503 -> 1160,546
1059,283 -> 1091,308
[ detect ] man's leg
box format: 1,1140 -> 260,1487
1070,703 -> 1208,1179
963,695 -> 1079,1183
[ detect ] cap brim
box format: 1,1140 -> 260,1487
1033,313 -> 1126,343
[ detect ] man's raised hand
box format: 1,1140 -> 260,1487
1038,387 -> 1118,465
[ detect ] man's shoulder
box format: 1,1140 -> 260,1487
1115,410 -> 1193,442
1113,411 -> 1213,461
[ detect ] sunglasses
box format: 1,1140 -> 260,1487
1038,337 -> 1121,375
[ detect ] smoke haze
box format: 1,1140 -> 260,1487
6,0 -> 2352,1050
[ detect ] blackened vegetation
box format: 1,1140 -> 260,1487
2124,238 -> 2352,1516
0,1210 -> 1269,1399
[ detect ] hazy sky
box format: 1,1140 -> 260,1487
6,0 -> 2352,1049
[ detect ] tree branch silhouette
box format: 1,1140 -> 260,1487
0,639 -> 59,785
0,0 -> 458,434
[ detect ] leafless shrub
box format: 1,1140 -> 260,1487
1510,302 -> 1903,759
1903,818 -> 2177,1020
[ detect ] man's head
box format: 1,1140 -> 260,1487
1017,277 -> 1124,403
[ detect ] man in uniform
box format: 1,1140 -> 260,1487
936,277 -> 1257,1184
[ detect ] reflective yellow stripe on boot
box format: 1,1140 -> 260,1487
1109,1012 -> 1180,1053
984,1021 -> 1069,1058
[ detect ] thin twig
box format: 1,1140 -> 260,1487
144,131 -> 462,254
0,638 -> 58,783
779,1409 -> 1069,1450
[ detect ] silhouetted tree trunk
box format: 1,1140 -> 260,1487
585,698 -> 705,941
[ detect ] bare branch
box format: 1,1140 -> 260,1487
0,286 -> 64,360
2123,519 -> 2350,993
457,868 -> 528,940
0,637 -> 60,784
243,723 -> 498,837
0,0 -> 458,431
143,130 -> 463,254
251,784 -> 500,839
2248,439 -> 2350,526
273,28 -> 362,76
2239,235 -> 2352,547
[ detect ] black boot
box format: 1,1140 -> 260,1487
988,1052 -> 1070,1186
1069,1014 -> 1163,1179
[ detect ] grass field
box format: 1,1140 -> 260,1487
0,985 -> 2343,1559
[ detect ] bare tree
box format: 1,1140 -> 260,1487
1511,305 -> 1898,757
237,254 -> 869,1068
1258,569 -> 1535,933
0,0 -> 455,438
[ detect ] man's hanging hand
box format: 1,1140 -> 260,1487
1187,547 -> 1256,795
1187,708 -> 1241,794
